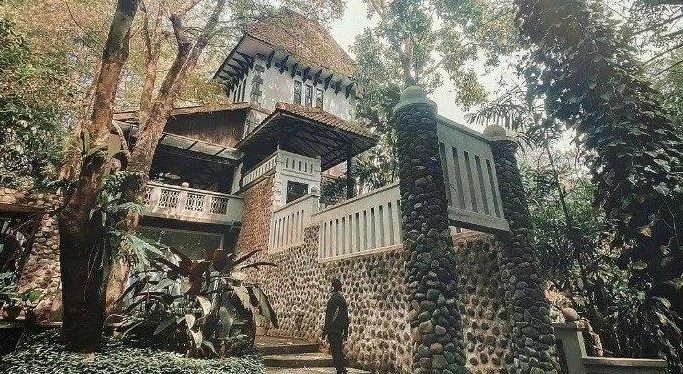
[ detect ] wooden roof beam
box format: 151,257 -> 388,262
278,55 -> 290,74
324,74 -> 333,89
236,52 -> 254,69
266,50 -> 275,69
313,69 -> 322,86
301,67 -> 311,82
290,62 -> 299,78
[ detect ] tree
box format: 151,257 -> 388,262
511,0 -> 683,365
52,0 -> 345,352
351,0 -> 518,188
58,0 -> 141,353
0,18 -> 70,190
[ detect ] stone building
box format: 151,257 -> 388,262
4,9 -> 540,374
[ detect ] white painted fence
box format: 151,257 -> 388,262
436,116 -> 509,233
279,150 -> 320,178
241,150 -> 320,189
312,183 -> 402,261
145,181 -> 243,225
269,194 -> 320,252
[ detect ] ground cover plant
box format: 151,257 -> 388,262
0,329 -> 265,374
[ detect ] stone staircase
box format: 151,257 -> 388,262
256,336 -> 371,374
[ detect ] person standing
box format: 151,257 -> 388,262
322,278 -> 349,374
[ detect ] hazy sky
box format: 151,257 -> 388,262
327,0 -> 488,129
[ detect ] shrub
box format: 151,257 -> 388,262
0,329 -> 265,374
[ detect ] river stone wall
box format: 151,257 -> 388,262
253,224 -> 514,374
0,188 -> 62,322
235,176 -> 274,253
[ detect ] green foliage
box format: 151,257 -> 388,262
0,17 -> 69,189
352,0 -> 518,189
0,329 -> 265,374
117,247 -> 277,358
520,146 -> 683,370
516,0 -> 683,300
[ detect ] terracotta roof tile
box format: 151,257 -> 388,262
247,10 -> 356,78
274,102 -> 374,139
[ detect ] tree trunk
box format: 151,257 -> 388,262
58,0 -> 139,353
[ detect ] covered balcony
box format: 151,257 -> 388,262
144,181 -> 243,227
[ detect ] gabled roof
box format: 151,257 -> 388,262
273,102 -> 371,138
113,103 -> 259,124
246,10 -> 356,77
237,102 -> 377,170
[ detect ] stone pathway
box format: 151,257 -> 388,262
256,336 -> 370,374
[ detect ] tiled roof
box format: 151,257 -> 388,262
274,102 -> 374,139
112,103 -> 262,123
246,10 -> 356,78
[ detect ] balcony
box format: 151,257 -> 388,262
144,181 -> 243,226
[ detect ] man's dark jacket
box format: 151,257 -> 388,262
323,291 -> 349,337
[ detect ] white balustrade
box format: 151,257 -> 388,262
279,150 -> 320,178
436,117 -> 509,233
241,150 -> 321,190
144,181 -> 243,225
242,153 -> 278,187
268,194 -> 320,252
312,183 -> 402,261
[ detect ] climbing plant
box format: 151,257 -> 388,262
515,0 -> 683,300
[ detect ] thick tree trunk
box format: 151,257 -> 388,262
58,0 -> 139,353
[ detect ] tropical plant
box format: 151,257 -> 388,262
116,247 -> 277,358
0,17 -> 69,189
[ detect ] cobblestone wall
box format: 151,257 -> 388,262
252,224 -> 514,374
235,176 -> 274,253
0,188 -> 62,321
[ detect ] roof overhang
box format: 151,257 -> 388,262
236,110 -> 377,171
212,34 -> 356,95
157,133 -> 243,163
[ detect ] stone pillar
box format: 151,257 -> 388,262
485,124 -> 558,374
393,86 -> 466,374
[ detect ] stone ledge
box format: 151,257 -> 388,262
582,357 -> 668,368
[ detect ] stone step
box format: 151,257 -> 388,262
263,352 -> 334,368
255,336 -> 320,356
267,367 -> 371,374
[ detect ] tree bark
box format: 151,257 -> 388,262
58,0 -> 139,353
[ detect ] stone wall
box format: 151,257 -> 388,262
0,188 -> 62,321
455,234 -> 515,374
235,176 -> 274,253
252,224 -> 514,374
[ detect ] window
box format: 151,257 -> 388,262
286,181 -> 309,203
315,88 -> 324,109
305,84 -> 313,107
294,81 -> 302,104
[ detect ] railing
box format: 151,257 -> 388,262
268,194 -> 320,252
145,181 -> 243,225
242,153 -> 278,187
554,322 -> 667,374
312,183 -> 401,261
436,117 -> 509,233
241,150 -> 320,189
279,150 -> 320,178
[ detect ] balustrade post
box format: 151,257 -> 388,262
393,86 -> 466,373
486,124 -> 558,373
148,185 -> 161,209
178,188 -> 189,212
203,194 -> 213,215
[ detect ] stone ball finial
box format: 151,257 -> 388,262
393,86 -> 437,114
483,124 -> 507,138
561,307 -> 580,322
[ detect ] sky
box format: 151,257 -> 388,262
328,0 -> 489,129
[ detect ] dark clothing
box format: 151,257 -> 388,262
328,333 -> 346,374
323,291 -> 349,336
323,291 -> 349,374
